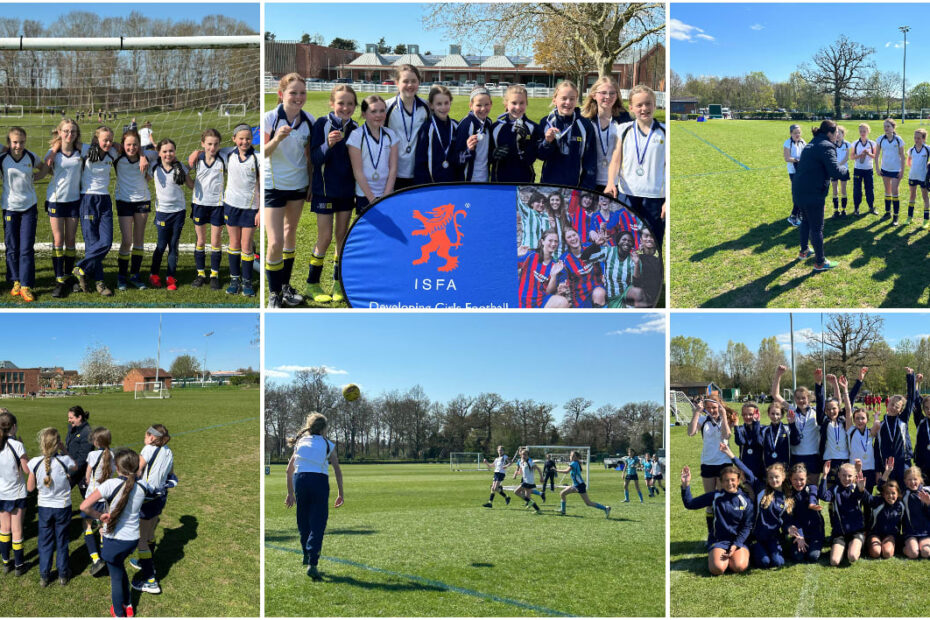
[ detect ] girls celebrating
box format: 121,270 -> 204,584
538,80 -> 597,189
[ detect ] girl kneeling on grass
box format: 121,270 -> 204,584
80,448 -> 146,617
819,460 -> 866,566
900,465 -> 930,559
866,460 -> 904,559
286,413 -> 344,581
681,463 -> 753,575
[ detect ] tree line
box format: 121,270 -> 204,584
672,314 -> 930,397
76,345 -> 256,386
671,35 -> 930,119
0,12 -> 258,112
265,368 -> 663,462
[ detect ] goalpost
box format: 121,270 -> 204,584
921,109 -> 930,125
450,452 -> 483,471
669,390 -> 695,425
500,445 -> 590,492
0,105 -> 23,118
134,381 -> 169,399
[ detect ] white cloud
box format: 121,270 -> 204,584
775,328 -> 822,353
886,40 -> 911,49
274,364 -> 348,375
670,19 -> 714,43
607,314 -> 665,336
265,369 -> 290,379
750,23 -> 764,31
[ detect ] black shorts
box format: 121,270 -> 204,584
831,531 -> 865,547
574,482 -> 587,494
492,472 -> 505,482
625,473 -> 638,481
909,178 -> 928,188
224,205 -> 257,228
116,200 -> 151,217
265,187 -> 307,207
46,200 -> 80,218
654,474 -> 664,481
191,203 -> 224,227
880,169 -> 901,179
310,197 -> 355,214
520,482 -> 536,490
700,463 -> 728,479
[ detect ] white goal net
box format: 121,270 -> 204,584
450,451 -> 483,471
134,381 -> 169,399
0,105 -> 23,118
500,445 -> 590,491
669,390 -> 694,425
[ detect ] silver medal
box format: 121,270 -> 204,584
601,159 -> 608,168
747,449 -> 753,455
772,452 -> 778,459
405,145 -> 412,154
552,129 -> 562,140
477,133 -> 485,142
636,166 -> 645,176
442,160 -> 449,169
372,171 -> 380,181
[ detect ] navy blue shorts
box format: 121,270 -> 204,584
520,482 -> 536,490
654,474 -> 664,481
492,472 -> 505,482
46,200 -> 80,218
191,203 -> 224,227
625,473 -> 639,481
224,204 -> 257,228
700,463 -> 729,479
116,200 -> 151,217
355,195 -> 372,213
909,178 -> 928,188
880,169 -> 901,178
790,453 -> 822,475
0,497 -> 26,512
265,187 -> 307,208
311,197 -> 355,215
710,540 -> 748,551
831,531 -> 865,546
574,482 -> 587,494
80,499 -> 106,520
155,209 -> 185,230
140,495 -> 167,520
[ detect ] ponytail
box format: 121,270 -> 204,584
37,427 -> 60,488
92,427 -> 112,485
104,449 -> 141,535
0,412 -> 17,477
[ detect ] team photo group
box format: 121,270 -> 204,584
681,363 -> 930,578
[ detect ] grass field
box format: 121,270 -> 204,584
2,387 -> 259,617
266,92 -> 664,307
264,461 -> 665,616
0,108 -> 259,307
669,404 -> 928,617
671,119 -> 930,308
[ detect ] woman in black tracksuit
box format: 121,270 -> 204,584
792,120 -> 850,271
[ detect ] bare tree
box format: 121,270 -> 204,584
798,35 -> 875,118
813,313 -> 886,376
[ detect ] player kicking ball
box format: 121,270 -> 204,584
558,451 -> 611,518
482,445 -> 512,508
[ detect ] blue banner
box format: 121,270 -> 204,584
341,183 -> 662,309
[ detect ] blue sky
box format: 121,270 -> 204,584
0,3 -> 259,30
3,313 -> 258,371
672,4 -> 930,84
672,312 -> 930,356
265,313 -> 666,419
265,3 -> 493,56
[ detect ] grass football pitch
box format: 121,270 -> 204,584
669,406 -> 927,617
264,461 -> 665,616
3,387 -> 259,617
671,119 -> 930,308
0,109 -> 259,307
268,92 -> 665,307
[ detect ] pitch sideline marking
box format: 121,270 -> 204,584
673,164 -> 782,180
677,126 -> 751,171
129,416 -> 258,447
265,543 -> 576,617
794,562 -> 816,617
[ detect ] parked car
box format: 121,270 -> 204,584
497,82 -> 511,89
307,78 -> 324,83
334,78 -> 353,84
382,80 -> 395,85
484,82 -> 496,89
448,80 -> 461,87
464,80 -> 477,86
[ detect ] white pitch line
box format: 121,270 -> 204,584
794,562 -> 816,617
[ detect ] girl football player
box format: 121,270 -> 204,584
264,73 -> 312,306
852,123 -> 876,215
490,85 -> 540,183
865,465 -> 904,559
771,364 -> 822,483
114,129 -> 155,291
308,85 -> 358,306
581,77 -> 626,193
538,80 -> 597,189
384,65 -> 429,190
900,465 -> 930,558
0,412 -> 28,575
831,125 -> 850,217
148,138 -> 194,291
1,126 -> 50,301
558,451 -> 610,517
516,229 -> 569,308
605,86 -> 666,248
455,87 -> 494,182
75,125 -> 119,296
820,461 -> 867,566
907,128 -> 929,226
558,226 -> 605,308
131,424 -> 176,596
188,129 -> 227,290
783,124 -> 806,225
82,426 -> 114,576
784,463 -> 825,563
26,427 -> 76,586
687,396 -> 732,540
874,118 -> 906,224
511,449 -> 543,513
482,445 -> 511,507
414,85 -> 458,185
80,449 -> 146,618
621,448 -> 643,503
347,95 -> 399,212
44,119 -> 83,298
681,464 -> 753,575
222,124 -> 261,297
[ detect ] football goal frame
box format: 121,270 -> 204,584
0,105 -> 23,118
450,451 -> 483,471
134,381 -> 169,400
669,390 -> 695,425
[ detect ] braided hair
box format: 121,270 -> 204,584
0,412 -> 18,476
104,449 -> 140,535
37,427 -> 60,487
91,427 -> 112,485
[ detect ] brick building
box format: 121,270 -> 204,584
265,40 -> 361,81
0,361 -> 41,395
122,368 -> 173,392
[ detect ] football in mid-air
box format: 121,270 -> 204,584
342,383 -> 361,402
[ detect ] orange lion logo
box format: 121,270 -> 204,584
411,203 -> 467,272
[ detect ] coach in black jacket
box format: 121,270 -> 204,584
792,120 -> 850,270
65,406 -> 93,494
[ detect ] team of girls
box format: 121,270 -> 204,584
785,119 -> 930,228
0,414 -> 175,615
0,120 -> 250,300
517,189 -> 657,308
269,67 -> 663,307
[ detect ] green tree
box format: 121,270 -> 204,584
169,354 -> 201,379
375,37 -> 391,54
393,43 -> 407,55
799,35 -> 875,118
328,37 -> 357,51
670,336 -> 711,382
909,82 -> 930,112
724,341 -> 755,390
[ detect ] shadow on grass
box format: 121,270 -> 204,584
326,527 -> 378,536
153,514 -> 198,581
323,572 -> 446,593
471,562 -> 494,568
